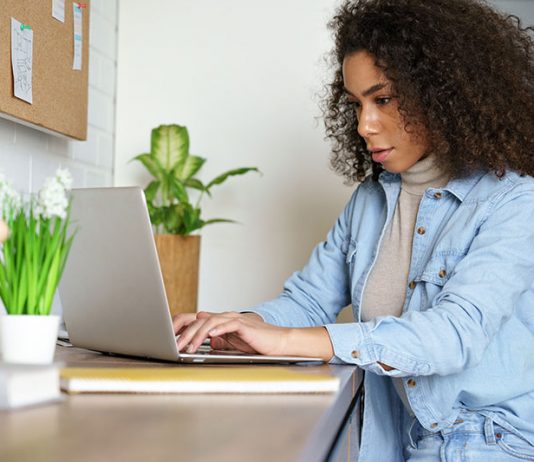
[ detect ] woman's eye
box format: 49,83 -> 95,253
376,97 -> 391,105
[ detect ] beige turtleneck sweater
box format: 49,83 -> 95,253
360,153 -> 449,413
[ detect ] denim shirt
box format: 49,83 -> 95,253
247,169 -> 534,461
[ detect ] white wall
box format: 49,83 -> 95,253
491,1 -> 534,24
115,0 -> 352,311
0,0 -> 118,313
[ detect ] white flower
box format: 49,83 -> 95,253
0,173 -> 22,219
35,168 -> 72,220
0,168 -> 72,221
55,168 -> 73,191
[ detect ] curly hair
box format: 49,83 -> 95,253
322,0 -> 534,183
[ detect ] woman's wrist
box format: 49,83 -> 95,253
287,327 -> 335,361
240,312 -> 264,322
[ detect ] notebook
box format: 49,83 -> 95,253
60,366 -> 340,394
58,187 -> 323,365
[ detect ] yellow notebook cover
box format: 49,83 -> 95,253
60,367 -> 340,394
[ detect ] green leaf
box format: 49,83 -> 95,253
42,249 -> 61,315
36,218 -> 63,305
206,167 -> 260,190
181,204 -> 198,234
182,207 -> 205,234
151,124 -> 189,172
203,218 -> 237,226
132,153 -> 164,180
147,203 -> 163,225
0,261 -> 9,307
18,260 -> 28,314
184,178 -> 208,194
168,175 -> 189,203
162,205 -> 185,234
55,211 -> 76,312
177,155 -> 206,181
144,180 -> 160,203
25,222 -> 35,312
58,232 -> 75,293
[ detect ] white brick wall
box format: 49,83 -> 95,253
0,1 -> 118,315
0,1 -> 118,193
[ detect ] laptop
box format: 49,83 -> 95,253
58,187 -> 323,365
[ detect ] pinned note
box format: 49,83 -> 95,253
11,18 -> 33,104
72,2 -> 83,70
52,0 -> 66,23
72,2 -> 83,71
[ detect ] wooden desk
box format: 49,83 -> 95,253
0,346 -> 362,462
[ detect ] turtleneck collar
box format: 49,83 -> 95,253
400,153 -> 449,195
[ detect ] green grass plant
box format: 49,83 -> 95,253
0,171 -> 75,315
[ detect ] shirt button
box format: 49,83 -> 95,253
433,192 -> 442,199
431,422 -> 439,429
408,280 -> 417,289
351,350 -> 360,359
417,227 -> 426,235
438,269 -> 447,278
407,378 -> 417,387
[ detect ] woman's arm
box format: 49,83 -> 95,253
173,311 -> 335,360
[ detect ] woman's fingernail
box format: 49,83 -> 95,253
186,344 -> 194,353
209,329 -> 217,336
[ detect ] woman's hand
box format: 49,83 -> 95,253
172,311 -> 335,361
173,311 -> 290,356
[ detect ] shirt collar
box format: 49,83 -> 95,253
378,169 -> 488,202
442,170 -> 488,201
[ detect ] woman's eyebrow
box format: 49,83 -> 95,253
343,82 -> 388,98
363,83 -> 387,97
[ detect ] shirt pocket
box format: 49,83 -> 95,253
416,251 -> 466,309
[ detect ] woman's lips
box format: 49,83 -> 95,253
371,148 -> 393,163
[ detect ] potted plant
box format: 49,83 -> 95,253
0,169 -> 75,364
131,124 -> 258,316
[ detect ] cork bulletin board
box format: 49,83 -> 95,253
0,1 -> 90,140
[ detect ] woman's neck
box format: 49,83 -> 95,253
400,153 -> 449,195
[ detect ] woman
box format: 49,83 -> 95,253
173,0 -> 534,460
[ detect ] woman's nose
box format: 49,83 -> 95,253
357,105 -> 380,138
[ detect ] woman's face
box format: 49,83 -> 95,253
342,50 -> 429,173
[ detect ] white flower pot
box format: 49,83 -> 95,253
0,315 -> 60,364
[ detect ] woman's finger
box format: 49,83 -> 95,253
186,315 -> 236,352
208,319 -> 242,339
196,311 -> 215,319
210,336 -> 232,350
176,318 -> 213,352
172,313 -> 197,334
218,332 -> 258,354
